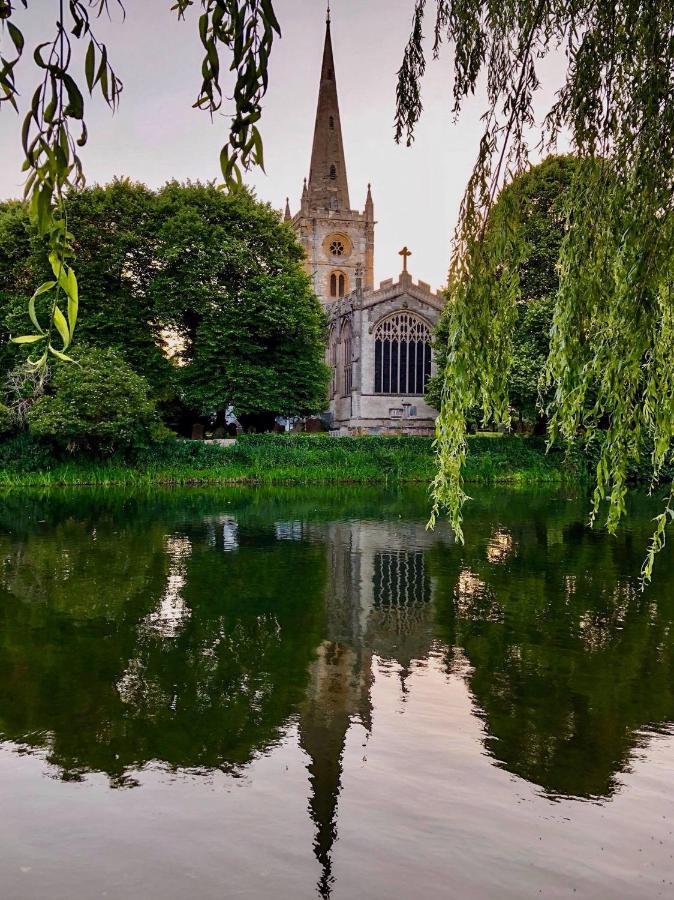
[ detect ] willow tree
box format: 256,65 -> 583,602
394,1 -> 674,580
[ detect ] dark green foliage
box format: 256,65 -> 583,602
397,3 -> 674,579
27,347 -> 167,456
0,402 -> 12,436
149,182 -> 329,420
0,182 -> 329,425
0,433 -> 56,472
427,156 -> 575,427
0,182 -> 173,400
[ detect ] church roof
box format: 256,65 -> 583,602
306,16 -> 351,211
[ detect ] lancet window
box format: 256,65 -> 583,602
330,271 -> 347,297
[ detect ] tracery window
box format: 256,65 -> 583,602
329,239 -> 345,257
374,312 -> 432,395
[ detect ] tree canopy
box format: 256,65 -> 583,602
427,155 -> 577,429
395,2 -> 674,579
0,181 -> 329,427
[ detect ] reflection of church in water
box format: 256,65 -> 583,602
286,9 -> 446,435
294,515 -> 454,896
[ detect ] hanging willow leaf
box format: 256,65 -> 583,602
7,1 -> 123,367
48,346 -> 77,363
53,306 -> 71,349
12,334 -> 45,344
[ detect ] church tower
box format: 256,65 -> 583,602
289,8 -> 375,306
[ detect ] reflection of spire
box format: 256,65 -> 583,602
399,662 -> 411,701
298,640 -> 372,898
297,514 -> 449,894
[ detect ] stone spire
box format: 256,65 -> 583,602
306,13 -> 350,211
284,197 -> 291,221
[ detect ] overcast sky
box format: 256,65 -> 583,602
0,0 -> 567,290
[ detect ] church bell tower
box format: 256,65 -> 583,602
288,8 -> 375,306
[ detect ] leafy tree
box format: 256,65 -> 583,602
149,182 -> 329,425
427,156 -> 576,430
394,3 -> 674,578
0,181 -> 174,401
1,0 -> 278,367
27,346 -> 167,454
1,182 -> 329,427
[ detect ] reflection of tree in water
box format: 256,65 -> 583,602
429,488 -> 674,799
0,499 -> 326,785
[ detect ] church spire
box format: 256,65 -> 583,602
306,12 -> 350,211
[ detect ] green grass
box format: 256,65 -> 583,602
0,433 -> 578,488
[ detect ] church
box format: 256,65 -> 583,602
285,10 -> 445,435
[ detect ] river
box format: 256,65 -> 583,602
0,486 -> 673,898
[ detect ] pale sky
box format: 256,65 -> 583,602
0,0 -> 567,290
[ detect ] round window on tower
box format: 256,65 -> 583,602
323,233 -> 352,259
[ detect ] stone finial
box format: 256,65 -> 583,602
284,197 -> 291,221
365,183 -> 374,220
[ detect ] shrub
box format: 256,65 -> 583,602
0,402 -> 13,436
27,347 -> 169,456
0,433 -> 56,472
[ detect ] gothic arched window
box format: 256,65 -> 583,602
374,312 -> 432,395
330,271 -> 347,298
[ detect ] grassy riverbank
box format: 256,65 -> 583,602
0,433 -> 575,488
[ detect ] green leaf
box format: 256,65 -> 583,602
28,295 -> 43,333
12,334 -> 45,344
53,306 -> 71,349
33,280 -> 57,298
65,269 -> 79,335
7,22 -> 25,55
62,73 -> 84,119
85,40 -> 95,92
48,345 -> 77,364
64,268 -> 78,304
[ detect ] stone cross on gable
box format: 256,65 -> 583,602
399,246 -> 412,273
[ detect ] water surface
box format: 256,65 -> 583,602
1,486 -> 673,899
